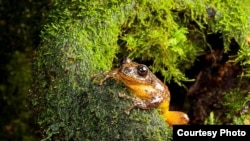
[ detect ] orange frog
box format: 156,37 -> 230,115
95,58 -> 189,125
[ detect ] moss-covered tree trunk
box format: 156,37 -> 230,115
31,0 -> 250,140
31,1 -> 171,140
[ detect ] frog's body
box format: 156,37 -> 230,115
96,58 -> 189,125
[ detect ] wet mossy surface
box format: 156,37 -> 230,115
31,0 -> 250,140
1,0 -> 250,140
31,1 -> 172,140
31,32 -> 171,140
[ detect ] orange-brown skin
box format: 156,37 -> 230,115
95,58 -> 189,125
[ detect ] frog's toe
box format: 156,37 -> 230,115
118,93 -> 126,97
124,110 -> 130,115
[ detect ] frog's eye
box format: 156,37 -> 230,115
137,65 -> 148,76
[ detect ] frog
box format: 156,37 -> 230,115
94,58 -> 189,125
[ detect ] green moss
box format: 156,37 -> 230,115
31,0 -> 171,140
205,112 -> 221,125
222,88 -> 250,124
204,87 -> 250,125
118,0 -> 250,84
31,0 -> 250,140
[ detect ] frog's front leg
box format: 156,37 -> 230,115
92,69 -> 119,85
119,93 -> 162,115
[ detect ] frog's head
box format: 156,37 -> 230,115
118,58 -> 153,84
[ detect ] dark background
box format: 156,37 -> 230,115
0,1 -> 50,140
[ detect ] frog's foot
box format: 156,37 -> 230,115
118,93 -> 134,100
119,93 -> 150,115
92,69 -> 118,85
163,111 -> 189,125
97,78 -> 106,85
91,71 -> 108,85
119,93 -> 136,115
124,105 -> 135,115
